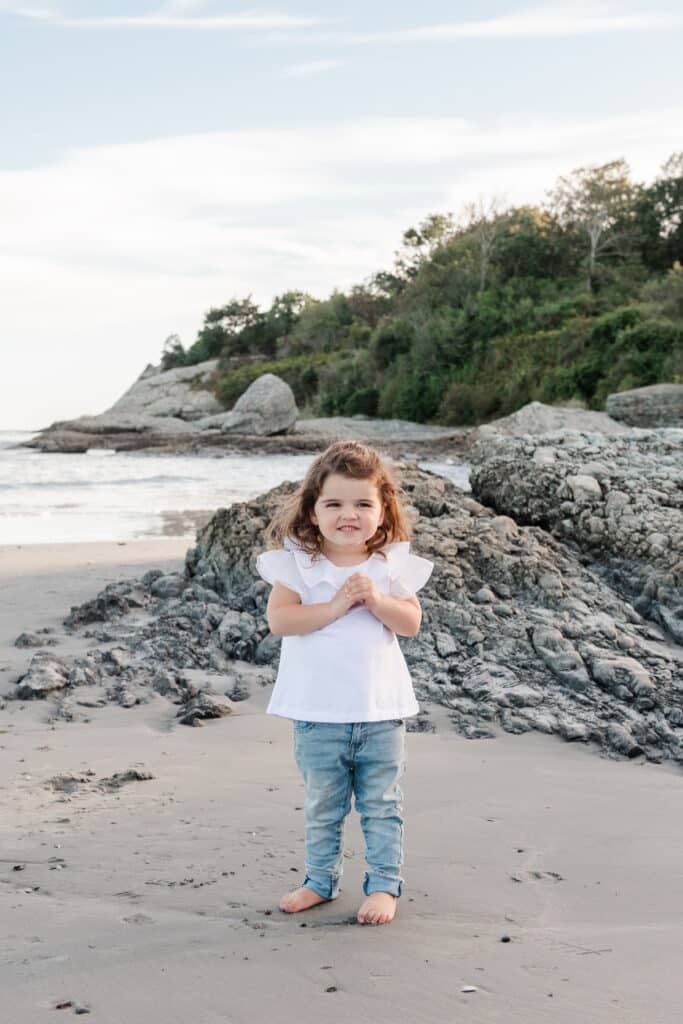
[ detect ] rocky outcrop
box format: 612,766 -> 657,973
27,366 -> 301,450
50,360 -> 222,435
469,429 -> 683,643
26,417 -> 471,457
105,360 -> 222,421
474,400 -> 629,439
28,359 -> 220,449
607,383 -> 683,428
9,465 -> 683,766
185,469 -> 682,764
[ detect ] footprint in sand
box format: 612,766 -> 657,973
509,870 -> 565,884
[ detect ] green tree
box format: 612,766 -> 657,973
369,317 -> 415,370
186,297 -> 262,363
635,152 -> 683,272
160,333 -> 187,371
548,160 -> 638,291
267,291 -> 308,335
394,213 -> 456,280
290,292 -> 354,353
494,206 -> 575,282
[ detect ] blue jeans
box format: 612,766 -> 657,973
292,719 -> 406,900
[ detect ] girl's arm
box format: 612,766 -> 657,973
266,581 -> 354,637
366,593 -> 422,637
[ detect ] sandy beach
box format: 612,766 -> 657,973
1,542 -> 682,1023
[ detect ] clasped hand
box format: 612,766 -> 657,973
331,572 -> 382,617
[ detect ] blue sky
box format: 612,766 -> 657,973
1,1 -> 682,428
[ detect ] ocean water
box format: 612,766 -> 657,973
0,432 -> 470,545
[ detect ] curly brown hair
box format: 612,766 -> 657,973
265,440 -> 413,560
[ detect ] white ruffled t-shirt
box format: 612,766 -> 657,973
255,537 -> 434,723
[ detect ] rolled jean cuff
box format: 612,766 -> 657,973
363,873 -> 402,898
303,873 -> 339,900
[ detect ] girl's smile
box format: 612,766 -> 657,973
311,473 -> 384,560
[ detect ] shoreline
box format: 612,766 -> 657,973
19,417 -> 474,458
0,539 -> 191,578
19,433 -> 475,458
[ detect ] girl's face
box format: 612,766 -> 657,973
310,473 -> 384,555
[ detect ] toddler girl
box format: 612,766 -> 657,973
255,440 -> 433,925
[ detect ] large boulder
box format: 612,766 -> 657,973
607,383 -> 683,428
203,373 -> 297,436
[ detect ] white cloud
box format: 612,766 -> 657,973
0,1 -> 54,17
1,108 -> 680,428
162,0 -> 210,13
284,58 -> 344,78
1,3 -> 326,29
5,2 -> 680,39
290,2 -> 683,45
381,2 -> 683,41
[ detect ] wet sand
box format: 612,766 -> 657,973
1,542 -> 682,1023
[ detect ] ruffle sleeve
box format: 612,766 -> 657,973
387,542 -> 434,599
255,549 -> 306,599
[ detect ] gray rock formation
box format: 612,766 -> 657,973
474,400 -> 629,439
607,383 -> 683,428
28,365 -> 302,450
107,361 -> 221,421
27,360 -> 220,450
469,429 -> 683,644
15,652 -> 71,698
9,465 -> 683,766
186,468 -> 682,764
47,360 -> 222,437
201,373 -> 297,436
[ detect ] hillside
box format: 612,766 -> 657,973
161,156 -> 683,425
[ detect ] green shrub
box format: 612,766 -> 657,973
369,318 -> 415,370
215,352 -> 334,408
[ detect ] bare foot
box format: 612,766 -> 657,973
357,892 -> 397,925
279,886 -> 330,914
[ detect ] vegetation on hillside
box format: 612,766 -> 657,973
161,156 -> 683,425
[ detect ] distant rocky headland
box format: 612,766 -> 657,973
24,358 -> 682,457
25,360 -> 470,457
